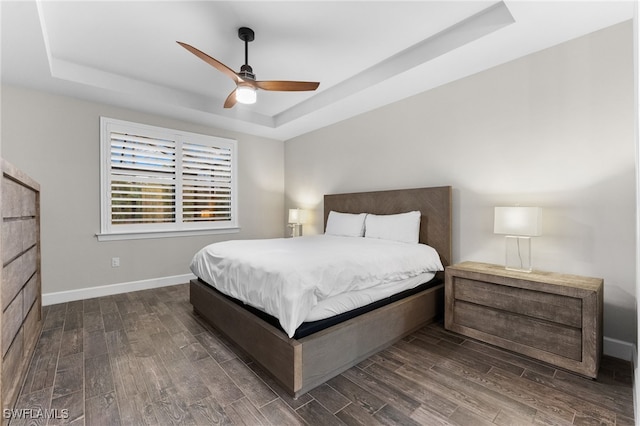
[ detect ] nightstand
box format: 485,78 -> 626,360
445,261 -> 603,378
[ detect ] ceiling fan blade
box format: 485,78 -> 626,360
224,89 -> 237,109
255,81 -> 319,92
177,41 -> 242,83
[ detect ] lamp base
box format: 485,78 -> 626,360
504,236 -> 532,272
288,224 -> 303,238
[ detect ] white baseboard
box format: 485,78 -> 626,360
42,273 -> 196,306
603,336 -> 636,361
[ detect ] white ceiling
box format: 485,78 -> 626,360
1,1 -> 635,141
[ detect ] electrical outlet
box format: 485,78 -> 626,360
111,257 -> 120,268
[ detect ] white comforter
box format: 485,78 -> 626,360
189,235 -> 444,337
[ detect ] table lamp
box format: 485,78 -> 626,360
494,206 -> 542,272
288,208 -> 306,237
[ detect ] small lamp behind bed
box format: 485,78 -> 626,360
494,206 -> 542,272
288,208 -> 307,237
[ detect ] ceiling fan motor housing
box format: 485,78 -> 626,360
239,64 -> 255,80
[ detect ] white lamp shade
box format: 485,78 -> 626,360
494,207 -> 542,237
288,208 -> 306,224
236,85 -> 257,104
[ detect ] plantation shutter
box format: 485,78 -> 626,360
182,142 -> 233,222
100,117 -> 237,238
109,132 -> 177,225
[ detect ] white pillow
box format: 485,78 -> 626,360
365,211 -> 421,244
325,211 -> 367,237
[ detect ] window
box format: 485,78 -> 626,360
98,117 -> 238,240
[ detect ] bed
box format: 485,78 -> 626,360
189,186 -> 452,397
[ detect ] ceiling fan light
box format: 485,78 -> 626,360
236,86 -> 257,104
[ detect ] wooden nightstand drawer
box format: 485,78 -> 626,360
453,278 -> 582,327
453,299 -> 582,360
445,262 -> 603,378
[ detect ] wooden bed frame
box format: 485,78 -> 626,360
190,186 -> 452,397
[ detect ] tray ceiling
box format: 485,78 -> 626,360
1,1 -> 634,140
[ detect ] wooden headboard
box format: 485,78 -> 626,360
324,186 -> 452,267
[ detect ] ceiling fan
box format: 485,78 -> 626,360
177,27 -> 320,109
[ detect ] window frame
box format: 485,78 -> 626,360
97,117 -> 239,241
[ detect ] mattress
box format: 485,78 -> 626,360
304,271 -> 433,321
189,235 -> 444,337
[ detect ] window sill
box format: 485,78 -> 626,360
96,227 -> 240,242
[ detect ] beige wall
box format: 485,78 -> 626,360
1,21 -> 635,345
1,86 -> 285,294
285,22 -> 636,343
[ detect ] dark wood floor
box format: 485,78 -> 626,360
9,283 -> 634,425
